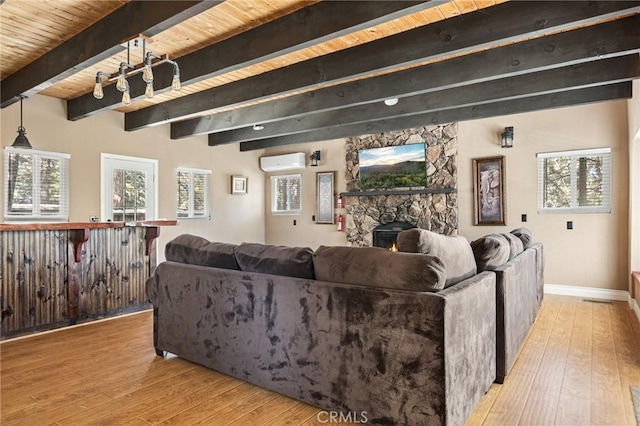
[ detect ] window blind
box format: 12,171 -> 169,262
537,147 -> 611,214
271,174 -> 302,214
4,147 -> 70,221
176,167 -> 211,219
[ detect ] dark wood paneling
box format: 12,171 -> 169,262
0,1 -> 219,108
210,55 -> 640,144
67,0 -> 436,120
238,83 -> 632,151
0,227 -> 155,339
172,15 -> 640,138
121,1 -> 640,129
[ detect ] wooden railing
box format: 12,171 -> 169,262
0,220 -> 177,339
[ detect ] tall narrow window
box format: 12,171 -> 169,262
271,174 -> 302,215
177,167 -> 211,219
537,148 -> 611,213
4,147 -> 69,221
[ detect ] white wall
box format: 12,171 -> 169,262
0,95 -> 266,260
458,100 -> 630,291
263,138 -> 347,249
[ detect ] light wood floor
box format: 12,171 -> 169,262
1,295 -> 639,425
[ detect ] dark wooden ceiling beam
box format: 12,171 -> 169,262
124,1 -> 640,131
66,0 -> 439,120
0,0 -> 219,108
209,56 -> 640,145
172,15 -> 640,138
237,82 -> 633,152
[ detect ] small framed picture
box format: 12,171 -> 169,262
316,171 -> 335,224
231,175 -> 248,195
473,156 -> 506,225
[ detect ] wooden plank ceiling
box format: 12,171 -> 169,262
1,0 -> 639,150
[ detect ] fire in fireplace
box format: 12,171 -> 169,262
372,222 -> 416,250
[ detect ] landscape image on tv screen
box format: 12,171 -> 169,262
358,143 -> 427,190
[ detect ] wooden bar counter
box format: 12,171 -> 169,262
0,220 -> 177,339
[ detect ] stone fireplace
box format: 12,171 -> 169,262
372,221 -> 416,249
344,124 -> 458,246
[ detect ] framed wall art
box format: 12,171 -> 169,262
473,156 -> 506,225
231,175 -> 248,195
316,171 -> 335,224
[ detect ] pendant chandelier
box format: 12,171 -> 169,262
93,39 -> 181,105
12,95 -> 32,149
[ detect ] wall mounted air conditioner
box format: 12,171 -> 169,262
259,153 -> 306,172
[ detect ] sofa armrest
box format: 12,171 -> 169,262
439,271 -> 496,425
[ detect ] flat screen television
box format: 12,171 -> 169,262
358,143 -> 427,190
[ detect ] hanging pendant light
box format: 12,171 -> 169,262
12,96 -> 32,149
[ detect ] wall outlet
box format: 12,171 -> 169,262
293,219 -> 297,226
90,216 -> 99,223
567,221 -> 573,230
521,214 -> 527,222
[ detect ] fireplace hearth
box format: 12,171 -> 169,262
372,222 -> 416,249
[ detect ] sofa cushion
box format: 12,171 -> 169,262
396,228 -> 477,287
235,243 -> 315,279
511,227 -> 534,249
314,245 -> 446,292
501,233 -> 524,260
470,234 -> 511,272
165,234 -> 239,270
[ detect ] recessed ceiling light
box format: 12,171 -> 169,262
384,98 -> 399,106
253,124 -> 265,131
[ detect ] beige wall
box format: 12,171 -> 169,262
0,95 -> 266,260
458,100 -> 630,291
629,77 -> 640,302
261,101 -> 630,291
263,138 -> 347,249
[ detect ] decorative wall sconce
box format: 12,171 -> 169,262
12,95 -> 32,149
310,150 -> 321,166
93,38 -> 181,105
501,126 -> 514,148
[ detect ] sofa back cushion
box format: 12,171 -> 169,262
510,227 -> 534,249
470,233 -> 511,272
501,233 -> 524,260
314,245 -> 446,292
165,234 -> 239,270
396,228 -> 477,287
235,243 -> 315,279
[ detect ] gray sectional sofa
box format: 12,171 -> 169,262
146,228 -> 542,425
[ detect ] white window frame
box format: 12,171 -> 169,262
176,167 -> 211,219
3,147 -> 70,222
100,153 -> 158,222
537,147 -> 611,214
271,174 -> 302,215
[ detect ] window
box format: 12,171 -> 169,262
101,154 -> 157,222
4,147 -> 69,221
177,167 -> 211,219
537,147 -> 611,213
271,174 -> 302,215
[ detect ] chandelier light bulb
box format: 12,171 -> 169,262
142,64 -> 154,83
116,74 -> 127,92
145,82 -> 154,99
93,82 -> 104,99
122,82 -> 131,105
172,74 -> 181,91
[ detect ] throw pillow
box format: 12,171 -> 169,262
235,243 -> 315,279
396,228 -> 477,287
470,233 -> 510,272
511,227 -> 534,249
313,245 -> 446,292
165,234 -> 239,270
501,233 -> 524,260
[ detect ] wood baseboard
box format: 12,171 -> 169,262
544,283 -> 629,301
